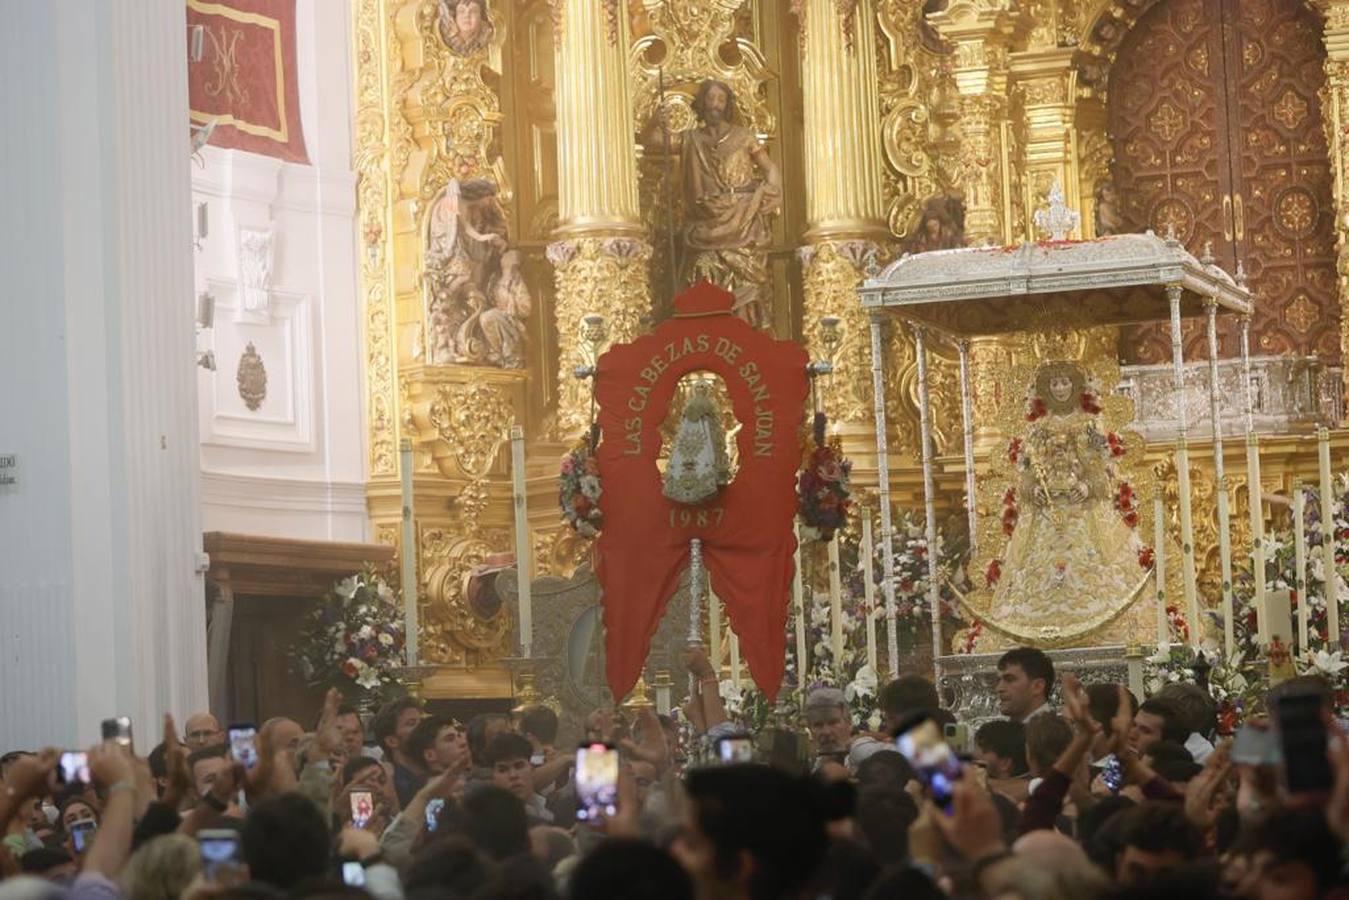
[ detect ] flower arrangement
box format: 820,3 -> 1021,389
559,442 -> 603,537
860,512 -> 968,652
719,510 -> 969,733
291,566 -> 407,707
797,412 -> 853,542
1144,643 -> 1256,733
1144,472 -> 1349,726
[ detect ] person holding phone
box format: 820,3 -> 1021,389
338,782 -> 392,836
186,745 -> 242,819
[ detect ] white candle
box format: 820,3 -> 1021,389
729,630 -> 742,693
1294,481 -> 1308,651
708,586 -> 722,677
1154,495 -> 1168,646
399,439 -> 419,666
862,513 -> 878,673
1320,427 -> 1340,645
1126,651 -> 1145,699
793,522 -> 809,696
828,534 -> 845,671
1176,442 -> 1201,647
510,426 -> 532,658
1248,434 -> 1268,643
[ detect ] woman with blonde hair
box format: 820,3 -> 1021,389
118,833 -> 202,900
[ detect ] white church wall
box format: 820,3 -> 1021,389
0,0 -> 208,746
192,0 -> 367,543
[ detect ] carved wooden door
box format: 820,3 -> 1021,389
1222,0 -> 1338,362
1109,0 -> 1337,365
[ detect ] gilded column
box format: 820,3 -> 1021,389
929,2 -> 1024,245
1010,48 -> 1081,239
799,0 -> 890,427
1317,0 -> 1349,381
548,0 -> 651,437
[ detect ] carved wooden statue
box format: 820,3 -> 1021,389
680,79 -> 782,330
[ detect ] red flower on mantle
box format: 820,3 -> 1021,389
1106,431 -> 1127,457
1026,397 -> 1047,422
1001,488 -> 1019,536
1080,391 -> 1102,415
1116,482 -> 1138,528
1138,546 -> 1155,569
1007,438 -> 1023,463
985,558 -> 1002,587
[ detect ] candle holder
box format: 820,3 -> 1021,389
622,674 -> 655,712
392,665 -> 440,700
1190,650 -> 1212,691
572,313 -> 610,380
652,670 -> 673,716
511,672 -> 541,714
1124,644 -> 1146,698
808,316 -> 842,377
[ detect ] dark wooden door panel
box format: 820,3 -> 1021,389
1111,0 -> 1238,363
1110,0 -> 1338,364
1223,0 -> 1339,361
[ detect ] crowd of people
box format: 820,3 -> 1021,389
1,645 -> 1346,899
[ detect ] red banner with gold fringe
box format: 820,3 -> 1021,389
187,0 -> 308,163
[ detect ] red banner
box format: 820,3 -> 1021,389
187,0 -> 309,164
594,282 -> 809,701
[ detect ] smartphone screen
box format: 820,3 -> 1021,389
1102,755 -> 1123,795
895,716 -> 963,812
350,790 -> 374,829
69,819 -> 97,854
716,736 -> 754,764
425,797 -> 445,832
199,830 -> 243,884
1230,723 -> 1282,766
342,861 -> 367,887
575,742 -> 619,823
228,723 -> 258,770
58,751 -> 90,785
101,717 -> 133,749
1275,691 -> 1333,796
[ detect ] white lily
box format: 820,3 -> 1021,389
1301,649 -> 1349,676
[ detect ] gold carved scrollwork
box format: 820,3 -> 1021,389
800,239 -> 960,455
355,0 -> 398,478
957,92 -> 1008,244
802,241 -> 885,424
547,237 -> 653,437
420,528 -> 512,665
426,381 -> 514,479
877,0 -> 961,241
404,0 -> 509,195
532,526 -> 593,579
630,0 -> 773,138
1321,54 -> 1349,370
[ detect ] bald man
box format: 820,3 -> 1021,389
183,713 -> 223,750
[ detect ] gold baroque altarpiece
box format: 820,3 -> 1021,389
354,0 -> 1349,694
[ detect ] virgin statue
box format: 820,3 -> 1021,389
662,381 -> 732,505
985,361 -> 1150,641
